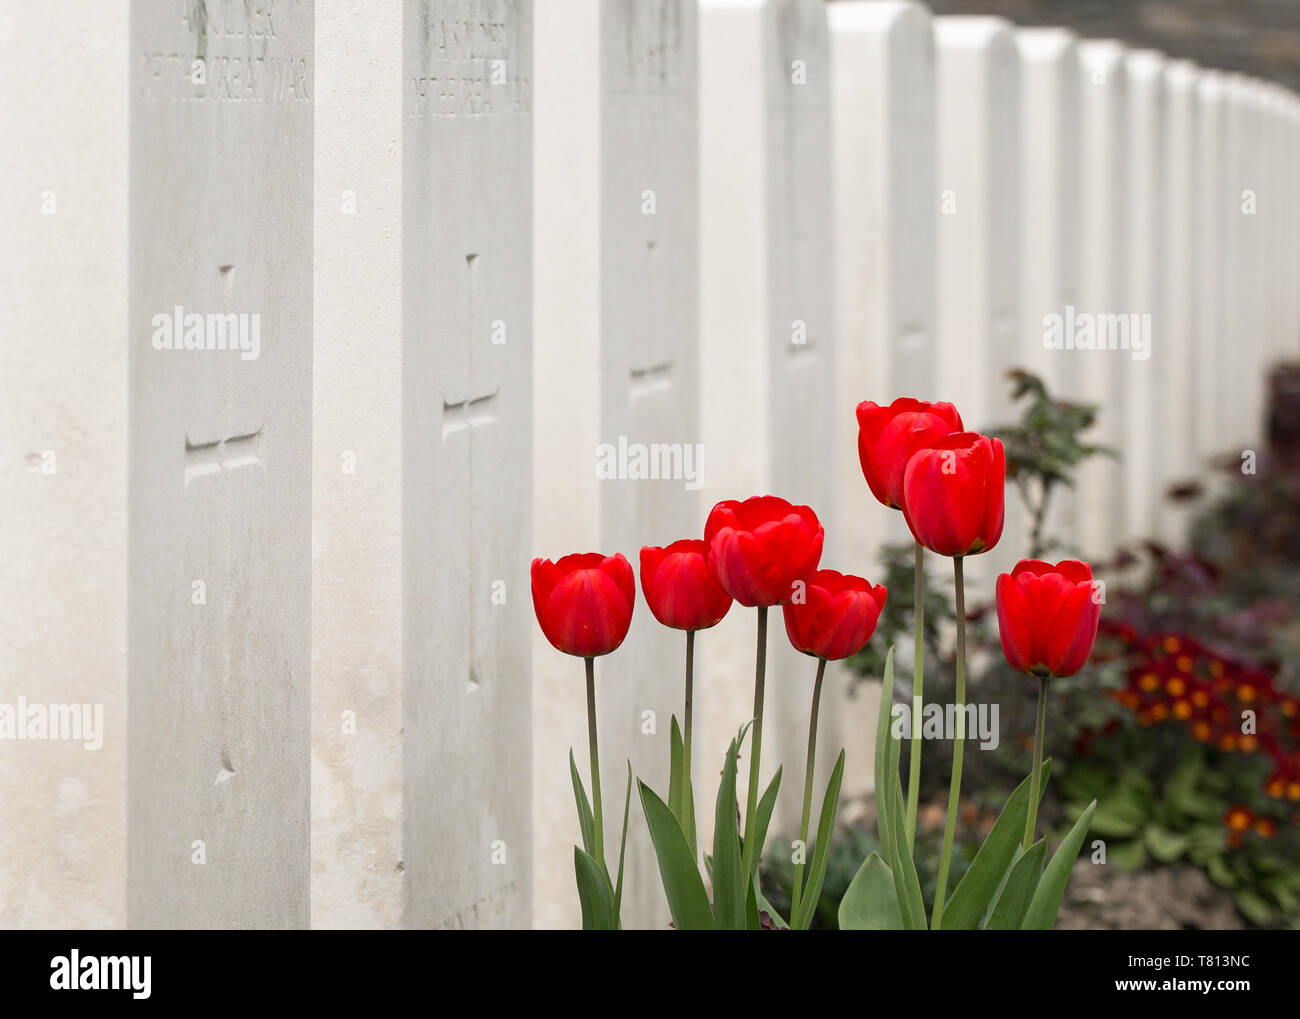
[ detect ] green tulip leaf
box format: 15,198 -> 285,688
746,765 -> 783,892
569,748 -> 596,860
941,758 -> 1052,929
985,839 -> 1047,929
613,760 -> 632,925
873,647 -> 898,873
668,715 -> 685,823
839,851 -> 904,930
886,722 -> 927,929
638,780 -> 715,930
754,874 -> 790,929
712,738 -> 747,929
1021,799 -> 1096,930
794,749 -> 846,930
574,846 -> 616,931
667,716 -> 699,857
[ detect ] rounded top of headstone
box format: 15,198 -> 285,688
1014,26 -> 1078,62
1196,66 -> 1227,100
1164,58 -> 1199,85
1077,38 -> 1127,68
933,15 -> 1014,50
1125,48 -> 1169,81
826,0 -> 930,34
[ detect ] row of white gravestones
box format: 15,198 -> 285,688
7,0 -> 1300,933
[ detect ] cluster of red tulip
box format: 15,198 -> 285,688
532,397 -> 1103,929
1103,628 -> 1300,814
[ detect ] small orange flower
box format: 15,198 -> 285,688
1287,781 -> 1300,802
1172,699 -> 1193,721
1138,671 -> 1161,693
1239,734 -> 1259,754
1227,832 -> 1244,849
1192,721 -> 1213,742
1237,684 -> 1257,704
1150,701 -> 1170,722
1166,676 -> 1187,698
1219,732 -> 1239,752
1163,636 -> 1182,654
1176,655 -> 1194,673
1223,805 -> 1254,832
1266,776 -> 1286,798
1254,817 -> 1278,839
1191,687 -> 1211,709
1281,697 -> 1298,720
1209,659 -> 1226,679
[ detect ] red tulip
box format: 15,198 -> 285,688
531,552 -> 635,657
856,398 -> 964,510
783,570 -> 888,661
704,496 -> 824,608
901,432 -> 1005,557
996,559 -> 1100,678
640,539 -> 733,631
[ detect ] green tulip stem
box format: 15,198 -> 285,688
1024,674 -> 1050,851
584,655 -> 606,878
905,540 -> 925,850
790,656 -> 827,920
682,629 -> 695,831
740,605 -> 769,884
932,555 -> 967,930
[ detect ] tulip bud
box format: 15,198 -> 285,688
704,495 -> 824,608
901,432 -> 1005,557
995,559 -> 1101,679
856,398 -> 964,510
531,552 -> 636,657
639,539 -> 733,631
782,569 -> 887,661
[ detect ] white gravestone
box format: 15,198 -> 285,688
1157,59 -> 1200,544
1,0 -> 130,928
1120,50 -> 1166,545
533,0 -> 699,930
1193,70 -> 1227,467
934,16 -> 1021,582
1073,41 -> 1129,561
1221,76 -> 1266,449
404,0 -> 533,932
829,1 -> 936,583
127,0 -> 314,927
1261,85 -> 1296,366
828,0 -> 934,798
1015,27 -> 1080,553
699,0 -> 840,845
313,0 -> 534,930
